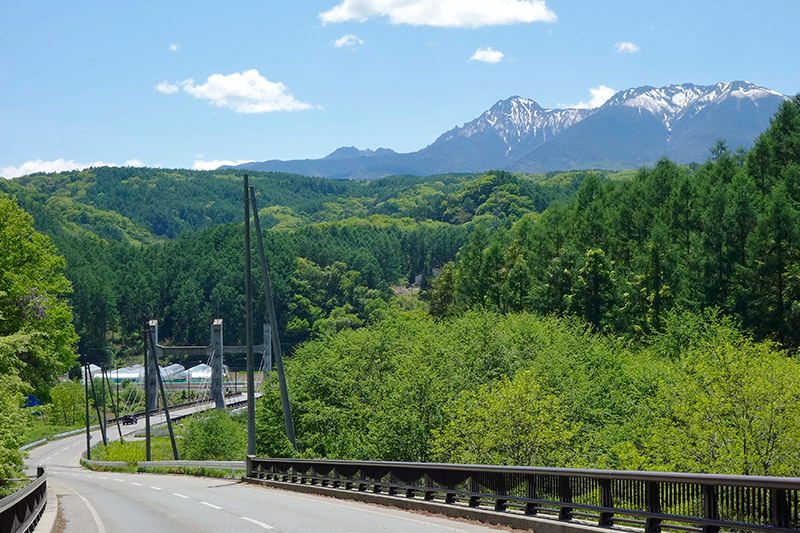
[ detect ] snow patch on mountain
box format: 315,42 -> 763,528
440,96 -> 591,153
604,81 -> 788,130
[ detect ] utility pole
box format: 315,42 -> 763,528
244,174 -> 256,455
88,367 -> 107,446
249,186 -> 297,450
143,325 -> 151,461
84,360 -> 91,460
148,327 -> 180,460
103,367 -> 124,443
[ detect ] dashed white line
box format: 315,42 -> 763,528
62,446 -> 70,451
131,482 -> 142,486
151,486 -> 162,491
240,516 -> 273,529
173,493 -> 189,499
240,486 -> 470,531
97,476 -> 108,480
200,501 -> 222,510
114,479 -> 125,482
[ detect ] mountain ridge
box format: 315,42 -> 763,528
227,81 -> 790,178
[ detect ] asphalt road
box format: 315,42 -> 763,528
24,406 -> 501,533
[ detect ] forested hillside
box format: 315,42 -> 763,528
0,166 -> 607,363
3,94 -> 800,477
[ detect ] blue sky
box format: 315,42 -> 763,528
1,0 -> 798,177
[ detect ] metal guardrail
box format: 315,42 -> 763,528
0,467 -> 47,533
138,460 -> 244,471
80,455 -> 244,472
246,458 -> 800,533
19,425 -> 101,452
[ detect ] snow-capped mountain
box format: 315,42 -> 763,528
434,96 -> 590,156
229,81 -> 789,178
604,81 -> 786,131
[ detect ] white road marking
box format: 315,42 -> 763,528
240,516 -> 273,529
63,446 -> 70,451
74,490 -> 106,533
45,456 -> 52,461
200,501 -> 222,510
131,482 -> 142,486
97,476 -> 108,480
114,479 -> 125,482
241,486 -> 470,531
151,486 -> 162,491
53,452 -> 60,456
173,493 -> 189,499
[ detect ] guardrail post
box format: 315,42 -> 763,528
770,488 -> 790,528
469,473 -> 480,507
598,478 -> 614,526
645,480 -> 662,532
525,474 -> 537,515
702,485 -> 720,533
558,475 -> 573,520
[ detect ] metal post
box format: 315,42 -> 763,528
702,485 -> 720,533
148,328 -> 180,460
263,323 -> 272,376
84,361 -> 91,460
145,320 -> 159,413
143,325 -> 151,461
101,366 -> 106,434
210,319 -> 225,409
645,480 -> 662,532
88,368 -> 107,446
244,174 -> 256,455
249,186 -> 298,450
103,367 -> 124,443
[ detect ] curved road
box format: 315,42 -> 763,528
24,414 -> 502,532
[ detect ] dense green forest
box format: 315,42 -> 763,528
0,165 -> 604,362
0,197 -> 77,493
2,95 -> 800,479
257,309 -> 800,476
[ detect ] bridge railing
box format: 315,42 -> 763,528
246,457 -> 800,533
0,466 -> 47,533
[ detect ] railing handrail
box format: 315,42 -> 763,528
251,457 -> 800,490
0,466 -> 47,533
246,457 -> 800,533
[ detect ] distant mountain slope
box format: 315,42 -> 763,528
230,81 -> 789,178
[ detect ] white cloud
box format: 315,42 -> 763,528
156,81 -> 179,94
1,158 -> 146,179
470,47 -> 504,63
333,34 -> 364,48
177,70 -> 313,114
565,85 -> 616,109
192,159 -> 255,171
169,43 -> 179,52
320,0 -> 556,28
615,41 -> 640,54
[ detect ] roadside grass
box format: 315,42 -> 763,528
23,420 -> 87,444
93,437 -> 176,463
